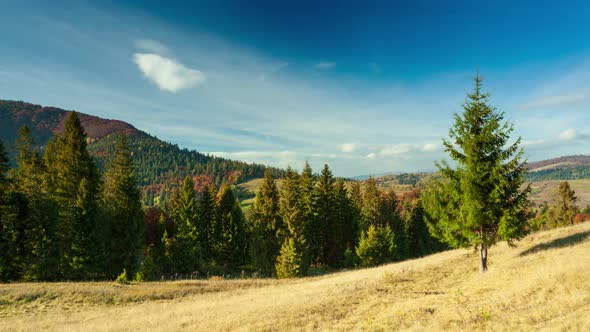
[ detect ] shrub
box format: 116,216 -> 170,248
115,269 -> 130,285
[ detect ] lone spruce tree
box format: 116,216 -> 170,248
424,75 -> 530,272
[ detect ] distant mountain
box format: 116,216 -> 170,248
0,100 -> 283,206
525,155 -> 590,182
362,155 -> 590,188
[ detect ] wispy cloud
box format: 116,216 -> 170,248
558,128 -> 589,141
134,39 -> 171,56
315,61 -> 335,69
524,89 -> 590,109
133,53 -> 205,92
258,61 -> 288,81
339,143 -> 361,153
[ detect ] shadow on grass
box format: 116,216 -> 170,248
519,230 -> 590,256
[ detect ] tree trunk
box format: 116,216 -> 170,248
479,244 -> 488,273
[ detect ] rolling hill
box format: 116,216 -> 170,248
1,222 -> 588,330
0,99 -> 283,206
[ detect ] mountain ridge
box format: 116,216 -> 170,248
0,99 -> 283,206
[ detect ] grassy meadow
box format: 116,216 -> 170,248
1,222 -> 589,331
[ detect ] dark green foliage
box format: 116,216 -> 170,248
378,189 -> 408,261
355,225 -> 395,267
44,112 -> 103,279
13,127 -> 59,280
278,168 -> 308,274
168,176 -> 202,274
213,184 -> 247,269
198,184 -> 216,257
135,253 -> 157,281
103,134 -> 145,277
361,178 -> 380,232
311,164 -> 336,265
248,170 -> 283,273
423,75 -> 529,272
300,161 -> 316,267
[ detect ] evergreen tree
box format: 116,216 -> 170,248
355,225 -> 395,267
379,189 -> 407,260
300,161 -> 316,265
214,184 -> 246,269
547,181 -> 578,227
311,164 -> 335,265
0,139 -> 21,280
103,134 -> 145,278
0,140 -> 8,185
248,170 -> 283,273
361,178 -> 380,232
278,168 -> 308,274
198,183 -> 216,258
169,176 -> 201,274
328,180 -> 355,266
44,112 -> 102,279
275,237 -> 303,278
14,126 -> 59,280
404,198 -> 437,258
423,75 -> 530,272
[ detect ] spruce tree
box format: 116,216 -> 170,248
355,225 -> 395,267
327,180 -> 355,266
300,161 -> 316,265
198,183 -> 216,258
275,237 -> 303,278
103,134 -> 145,278
361,178 -> 380,232
214,184 -> 246,269
423,75 -> 530,272
14,126 -> 59,280
278,168 -> 308,274
311,164 -> 335,265
379,189 -> 407,260
44,112 -> 102,279
547,181 -> 578,227
0,139 -> 20,280
248,170 -> 283,273
169,176 -> 201,274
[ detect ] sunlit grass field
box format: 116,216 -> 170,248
1,222 -> 589,331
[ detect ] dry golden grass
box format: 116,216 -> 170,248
2,222 -> 589,331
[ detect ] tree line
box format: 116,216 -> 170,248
0,112 -> 445,281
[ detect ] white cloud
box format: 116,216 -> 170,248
134,39 -> 170,56
522,139 -> 545,147
133,53 -> 205,92
315,61 -> 336,69
524,90 -> 590,109
421,143 -> 439,152
558,129 -> 578,141
340,143 -> 360,153
365,153 -> 376,160
379,144 -> 413,156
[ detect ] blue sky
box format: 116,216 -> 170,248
1,0 -> 590,177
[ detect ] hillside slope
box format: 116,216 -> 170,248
1,223 -> 589,331
0,100 -> 282,205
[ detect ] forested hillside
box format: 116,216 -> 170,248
0,100 -> 283,205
